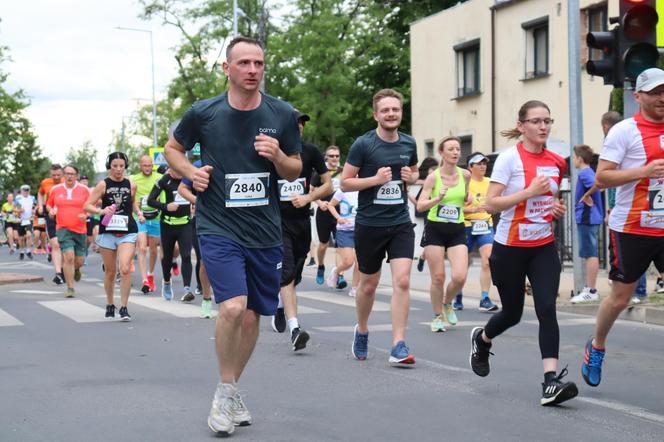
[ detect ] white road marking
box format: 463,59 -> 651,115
82,277 -> 103,282
10,290 -> 61,295
1,261 -> 53,270
417,321 -> 487,328
38,300 -> 107,323
314,324 -> 395,332
577,397 -> 664,426
297,306 -> 327,314
0,308 -> 24,327
95,282 -> 142,295
298,290 -> 414,312
524,318 -> 597,326
129,296 -> 216,318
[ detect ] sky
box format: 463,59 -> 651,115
1,0 -> 187,170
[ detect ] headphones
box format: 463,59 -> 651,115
106,152 -> 129,170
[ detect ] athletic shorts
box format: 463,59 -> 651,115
609,230 -> 664,284
57,228 -> 87,257
45,216 -> 56,239
336,229 -> 355,248
466,226 -> 495,251
354,222 -> 414,274
199,234 -> 283,316
577,224 -> 599,258
316,208 -> 337,243
422,221 -> 467,249
17,223 -> 33,236
4,222 -> 19,231
34,218 -> 47,232
281,217 -> 311,287
95,232 -> 138,250
137,218 -> 161,237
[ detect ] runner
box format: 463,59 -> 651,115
47,165 -> 90,298
15,184 -> 36,260
130,155 -> 162,293
2,193 -> 19,253
32,209 -> 47,254
311,145 -> 342,284
416,136 -> 470,332
38,164 -> 64,284
147,167 -> 194,302
326,187 -> 360,297
340,88 -> 418,365
85,152 -> 143,321
164,36 -> 302,436
469,100 -> 578,406
455,152 -> 500,312
408,157 -> 438,272
79,175 -> 97,259
582,68 -> 664,388
271,110 -> 331,352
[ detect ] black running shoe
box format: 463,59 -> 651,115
541,367 -> 578,406
47,253 -> 52,262
53,273 -> 64,285
19,252 -> 24,260
417,257 -> 425,272
291,327 -> 310,352
105,304 -> 116,319
27,252 -> 33,260
119,306 -> 131,322
271,307 -> 286,333
470,327 -> 493,377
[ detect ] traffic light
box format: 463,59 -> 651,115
587,27 -> 622,87
620,0 -> 660,82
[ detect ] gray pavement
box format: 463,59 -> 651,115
1,248 -> 663,441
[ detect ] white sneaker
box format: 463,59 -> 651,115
630,296 -> 643,306
571,288 -> 599,304
207,383 -> 236,436
326,266 -> 339,288
348,287 -> 357,297
230,390 -> 252,426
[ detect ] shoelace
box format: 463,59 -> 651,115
588,347 -> 605,368
356,333 -> 368,349
553,365 -> 570,384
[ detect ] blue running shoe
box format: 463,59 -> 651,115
162,281 -> 173,301
389,341 -> 415,366
316,266 -> 325,285
351,324 -> 368,360
582,337 -> 605,387
336,274 -> 348,290
479,297 -> 499,312
453,293 -> 464,310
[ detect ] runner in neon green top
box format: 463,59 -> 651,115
130,155 -> 162,293
416,136 -> 471,332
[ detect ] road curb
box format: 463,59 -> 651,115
0,273 -> 44,285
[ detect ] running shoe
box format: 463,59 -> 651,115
571,287 -> 599,304
53,273 -> 64,285
65,288 -> 75,298
141,280 -> 151,294
351,324 -> 368,360
453,293 -> 464,310
74,268 -> 81,282
115,272 -> 121,283
479,297 -> 499,312
47,253 -> 52,262
181,287 -> 195,303
26,252 -> 33,260
208,383 -> 236,436
441,303 -> 458,326
541,366 -> 578,406
581,337 -> 605,387
388,341 -> 415,366
469,327 -> 493,377
147,274 -> 156,292
172,262 -> 180,277
326,267 -> 339,288
200,299 -> 212,319
195,287 -> 202,296
348,287 -> 357,298
162,281 -> 173,301
316,265 -> 325,285
657,278 -> 664,293
630,295 -> 646,306
271,307 -> 286,333
291,327 -> 310,352
336,274 -> 348,290
417,256 -> 425,272
9,247 -> 16,255
119,306 -> 131,322
230,390 -> 252,426
19,252 -> 24,260
430,314 -> 445,332
105,304 -> 116,320
306,257 -> 317,267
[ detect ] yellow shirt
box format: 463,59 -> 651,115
464,176 -> 493,227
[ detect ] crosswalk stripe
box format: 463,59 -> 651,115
298,291 -> 393,311
417,320 -> 487,328
1,261 -> 53,270
524,318 -> 596,326
38,300 -> 107,323
0,308 -> 24,327
95,282 -> 142,295
82,277 -> 103,282
10,290 -> 61,295
314,323 -> 395,332
129,296 -> 214,318
297,306 -> 327,314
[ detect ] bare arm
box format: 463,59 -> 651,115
340,163 -> 387,192
84,181 -> 108,216
595,158 -> 664,189
290,171 -> 333,209
415,173 -> 442,213
485,176 -> 550,214
254,133 -> 302,181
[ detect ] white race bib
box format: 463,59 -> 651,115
225,173 -> 269,208
374,180 -> 403,205
20,219 -> 31,226
37,218 -> 46,226
173,191 -> 189,206
471,220 -> 490,235
648,179 -> 664,216
518,223 -> 552,241
436,205 -> 460,222
107,214 -> 129,232
278,178 -> 306,202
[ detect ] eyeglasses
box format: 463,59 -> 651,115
327,154 -> 340,158
64,172 -> 77,176
521,118 -> 554,126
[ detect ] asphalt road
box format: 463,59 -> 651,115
1,249 -> 663,441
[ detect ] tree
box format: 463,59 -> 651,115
65,140 -> 99,183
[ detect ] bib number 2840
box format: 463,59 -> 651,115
225,173 -> 269,207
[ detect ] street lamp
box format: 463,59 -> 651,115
115,26 -> 158,148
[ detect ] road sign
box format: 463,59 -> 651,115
149,147 -> 167,170
192,143 -> 200,156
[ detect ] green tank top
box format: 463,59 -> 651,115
427,167 -> 466,224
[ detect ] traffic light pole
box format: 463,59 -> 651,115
623,82 -> 639,118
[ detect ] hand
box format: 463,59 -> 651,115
254,134 -> 283,163
48,209 -> 56,219
166,202 -> 179,212
318,200 -> 329,212
552,198 -> 566,219
438,185 -> 448,199
527,176 -> 551,197
580,192 -> 593,207
400,166 -> 413,184
375,167 -> 392,185
337,218 -> 350,225
476,203 -> 489,213
100,206 -> 114,217
192,165 -> 213,193
290,194 -> 311,209
644,159 -> 664,179
138,214 -> 146,224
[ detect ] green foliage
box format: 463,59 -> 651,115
609,88 -> 623,115
65,140 -> 99,184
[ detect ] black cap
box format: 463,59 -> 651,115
294,108 -> 310,123
157,165 -> 168,174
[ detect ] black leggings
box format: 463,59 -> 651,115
485,241 -> 561,359
160,222 -> 193,287
191,219 -> 201,289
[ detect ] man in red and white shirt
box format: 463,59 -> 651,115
47,164 -> 91,298
582,68 -> 664,388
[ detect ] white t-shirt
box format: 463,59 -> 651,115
332,189 -> 358,231
15,194 -> 36,224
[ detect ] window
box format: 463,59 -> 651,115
425,140 -> 434,158
454,39 -> 480,97
523,17 -> 549,79
459,135 -> 472,162
587,5 -> 608,62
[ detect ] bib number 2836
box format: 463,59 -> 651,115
374,180 -> 403,205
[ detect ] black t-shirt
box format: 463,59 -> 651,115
147,173 -> 190,224
279,142 -> 327,220
311,165 -> 342,203
174,92 -> 302,248
99,177 -> 137,235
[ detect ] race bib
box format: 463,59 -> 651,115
173,191 -> 189,206
278,178 -> 306,202
648,179 -> 664,216
331,178 -> 341,192
20,219 -> 31,226
518,223 -> 552,241
225,173 -> 269,207
471,220 -> 490,235
141,196 -> 150,210
436,205 -> 460,222
37,218 -> 46,226
525,196 -> 553,220
374,180 -> 403,205
107,215 -> 129,232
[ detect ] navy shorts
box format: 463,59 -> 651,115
465,226 -> 495,251
199,234 -> 283,316
281,217 -> 310,287
577,224 -> 599,258
336,229 -> 355,248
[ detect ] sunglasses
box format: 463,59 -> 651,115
327,154 -> 340,158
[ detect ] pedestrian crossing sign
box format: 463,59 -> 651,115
149,147 -> 167,170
